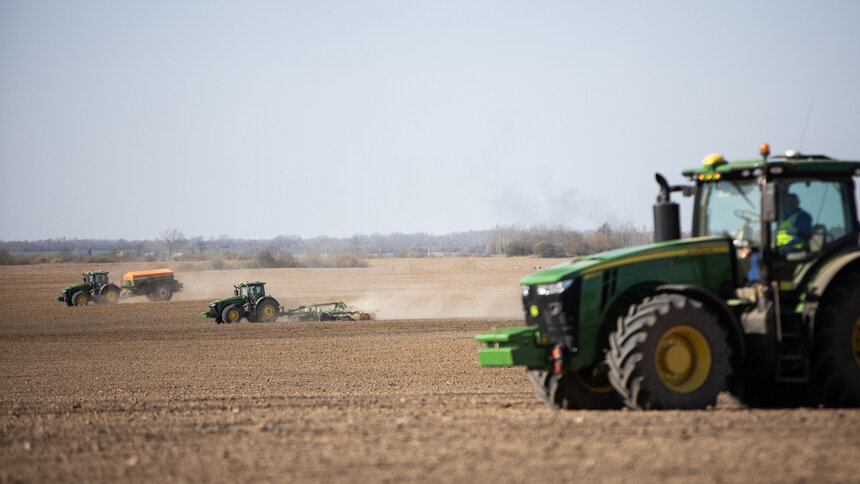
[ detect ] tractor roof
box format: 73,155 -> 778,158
85,270 -> 109,275
237,281 -> 266,287
683,151 -> 860,182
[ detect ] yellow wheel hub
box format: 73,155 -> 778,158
75,294 -> 86,305
655,325 -> 712,393
263,306 -> 275,318
105,291 -> 118,303
228,309 -> 239,321
853,316 -> 860,368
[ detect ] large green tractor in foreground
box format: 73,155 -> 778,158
477,145 -> 860,409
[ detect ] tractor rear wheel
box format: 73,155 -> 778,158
606,294 -> 732,410
101,286 -> 120,304
528,363 -> 622,410
153,284 -> 173,301
257,300 -> 278,322
221,305 -> 242,324
811,271 -> 860,407
71,291 -> 89,307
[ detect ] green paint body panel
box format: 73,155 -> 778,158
57,282 -> 93,301
478,236 -> 735,370
476,326 -> 549,367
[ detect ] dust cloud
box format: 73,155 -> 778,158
164,258 -> 541,320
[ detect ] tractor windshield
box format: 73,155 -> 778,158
241,284 -> 263,299
696,179 -> 761,245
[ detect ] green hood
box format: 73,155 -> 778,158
520,236 -> 731,285
61,282 -> 91,293
209,295 -> 244,306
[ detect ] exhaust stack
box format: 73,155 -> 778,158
653,173 -> 680,242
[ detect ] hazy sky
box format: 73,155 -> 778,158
2,1 -> 859,241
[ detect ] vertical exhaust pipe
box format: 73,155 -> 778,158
653,173 -> 680,242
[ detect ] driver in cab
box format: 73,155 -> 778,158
776,193 -> 812,254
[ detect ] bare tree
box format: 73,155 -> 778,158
159,229 -> 185,259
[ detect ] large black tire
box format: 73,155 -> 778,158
256,299 -> 279,323
153,284 -> 173,301
100,285 -> 121,304
811,271 -> 860,407
70,290 -> 90,307
607,294 -> 732,410
528,364 -> 623,410
221,305 -> 242,324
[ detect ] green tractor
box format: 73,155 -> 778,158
203,281 -> 281,324
477,145 -> 860,409
56,270 -> 122,306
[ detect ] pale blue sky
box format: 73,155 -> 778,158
2,1 -> 859,240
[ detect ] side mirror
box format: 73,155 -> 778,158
762,183 -> 777,223
234,289 -> 239,297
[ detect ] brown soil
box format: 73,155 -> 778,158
1,260 -> 858,483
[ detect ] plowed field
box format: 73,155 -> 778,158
1,260 -> 858,483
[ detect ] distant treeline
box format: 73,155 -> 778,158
0,223 -> 652,265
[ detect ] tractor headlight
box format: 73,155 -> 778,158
521,285 -> 530,297
535,279 -> 574,296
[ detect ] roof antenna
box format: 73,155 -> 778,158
798,96 -> 815,153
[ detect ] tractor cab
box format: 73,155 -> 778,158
84,271 -> 110,290
679,145 -> 860,288
235,281 -> 266,301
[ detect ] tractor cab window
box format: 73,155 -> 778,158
772,179 -> 854,257
94,274 -> 108,286
695,179 -> 761,245
242,285 -> 262,299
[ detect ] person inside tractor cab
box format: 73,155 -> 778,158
776,193 -> 812,254
248,285 -> 262,300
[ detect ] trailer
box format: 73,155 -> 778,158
122,268 -> 183,301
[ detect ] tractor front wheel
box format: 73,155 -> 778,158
221,305 -> 242,324
71,291 -> 90,307
528,363 -> 622,410
811,271 -> 860,407
606,294 -> 732,410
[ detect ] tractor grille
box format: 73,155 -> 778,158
522,278 -> 581,353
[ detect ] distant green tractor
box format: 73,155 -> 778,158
203,282 -> 374,324
203,281 -> 281,324
57,268 -> 183,306
56,271 -> 121,306
477,145 -> 860,409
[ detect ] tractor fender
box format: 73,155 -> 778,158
802,250 -> 860,336
654,284 -> 746,363
255,296 -> 280,308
